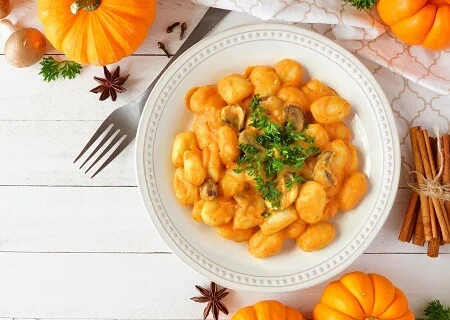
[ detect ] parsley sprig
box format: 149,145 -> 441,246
234,95 -> 318,209
343,0 -> 376,10
39,57 -> 82,82
419,300 -> 450,320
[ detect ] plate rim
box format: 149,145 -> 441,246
135,22 -> 401,293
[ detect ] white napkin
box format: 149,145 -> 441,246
193,0 -> 450,95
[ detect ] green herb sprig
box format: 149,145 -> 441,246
39,57 -> 82,82
343,0 -> 376,10
419,300 -> 450,320
234,95 -> 318,208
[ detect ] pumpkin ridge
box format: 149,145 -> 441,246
322,281 -> 365,319
377,0 -> 428,26
99,7 -> 148,49
422,4 -> 450,49
92,11 -> 126,65
390,3 -> 438,45
340,272 -> 375,316
61,11 -> 89,63
99,2 -> 154,26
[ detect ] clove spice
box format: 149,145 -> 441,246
157,42 -> 170,58
180,22 -> 187,40
166,22 -> 180,33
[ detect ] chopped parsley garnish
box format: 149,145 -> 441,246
285,172 -> 306,190
234,95 -> 318,209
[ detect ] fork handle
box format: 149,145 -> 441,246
136,7 -> 230,112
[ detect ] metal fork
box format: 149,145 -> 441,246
74,7 -> 230,178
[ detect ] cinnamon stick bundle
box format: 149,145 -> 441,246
398,127 -> 450,257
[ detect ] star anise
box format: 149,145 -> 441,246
190,282 -> 229,320
90,66 -> 129,102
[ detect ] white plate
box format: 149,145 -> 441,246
136,23 -> 400,293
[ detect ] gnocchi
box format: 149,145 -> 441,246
285,217 -> 307,239
301,79 -> 336,103
278,87 -> 310,113
202,142 -> 223,182
338,171 -> 368,211
183,148 -> 206,186
310,96 -> 351,124
249,66 -> 281,97
173,167 -> 200,206
218,74 -> 254,105
188,86 -> 226,114
324,122 -> 352,142
201,198 -> 235,227
260,206 -> 299,236
192,200 -> 205,222
172,59 -> 368,258
219,168 -> 246,198
304,124 -> 330,150
171,131 -> 198,167
296,181 -> 327,224
248,230 -> 285,258
217,125 -> 240,165
347,143 -> 359,174
217,222 -> 255,242
297,222 -> 336,252
233,206 -> 260,230
193,112 -> 215,150
274,59 -> 303,87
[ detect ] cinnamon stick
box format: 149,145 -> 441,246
442,134 -> 450,242
436,136 -> 450,242
412,210 -> 426,246
427,236 -> 440,258
420,130 -> 439,239
398,192 -> 420,242
427,136 -> 439,239
410,127 -> 432,241
429,206 -> 441,257
418,130 -> 450,242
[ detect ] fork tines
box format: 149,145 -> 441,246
74,122 -> 132,178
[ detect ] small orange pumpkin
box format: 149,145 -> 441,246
313,272 -> 414,320
232,300 -> 305,320
37,0 -> 156,65
377,0 -> 450,50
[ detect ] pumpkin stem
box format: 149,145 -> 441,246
365,318 -> 378,320
70,0 -> 101,14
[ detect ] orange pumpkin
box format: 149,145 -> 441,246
37,0 -> 156,65
232,300 -> 305,320
377,0 -> 450,50
313,272 -> 414,320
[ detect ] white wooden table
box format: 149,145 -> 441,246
1,1 -> 449,319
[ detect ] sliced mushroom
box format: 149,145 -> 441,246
282,105 -> 305,131
238,127 -> 263,150
0,20 -> 46,68
221,105 -> 246,131
0,0 -> 12,19
313,150 -> 336,188
199,178 -> 219,201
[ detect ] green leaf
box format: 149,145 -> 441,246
285,172 -> 306,190
39,57 -> 82,82
342,0 -> 376,10
420,300 -> 450,320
